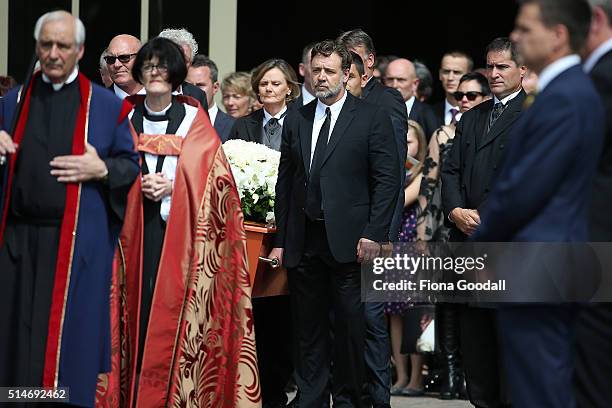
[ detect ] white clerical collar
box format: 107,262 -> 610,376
316,90 -> 347,119
208,103 -> 218,124
113,83 -> 145,100
405,96 -> 416,115
144,99 -> 172,116
263,105 -> 288,126
493,88 -> 522,106
584,38 -> 612,73
538,54 -> 581,92
301,85 -> 316,105
42,67 -> 79,91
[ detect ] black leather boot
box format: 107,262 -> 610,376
437,303 -> 465,400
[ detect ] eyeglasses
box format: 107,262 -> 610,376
142,64 -> 169,74
453,91 -> 484,101
103,53 -> 137,65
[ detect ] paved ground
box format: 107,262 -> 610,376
390,395 -> 471,407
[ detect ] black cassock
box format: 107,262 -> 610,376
0,77 -> 80,388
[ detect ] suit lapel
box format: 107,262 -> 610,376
362,78 -> 376,99
247,109 -> 264,144
477,90 -> 526,151
321,94 -> 356,166
300,102 -> 317,176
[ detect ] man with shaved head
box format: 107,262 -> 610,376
384,58 -> 440,140
105,34 -> 144,99
0,11 -> 139,407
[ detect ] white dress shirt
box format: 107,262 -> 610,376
444,98 -> 461,125
405,96 -> 416,117
301,85 -> 316,105
584,38 -> 612,74
113,83 -> 146,100
129,100 -> 198,221
208,103 -> 218,125
310,91 -> 348,164
538,54 -> 581,92
42,67 -> 78,91
493,88 -> 523,107
263,105 -> 288,129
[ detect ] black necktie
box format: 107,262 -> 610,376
489,102 -> 504,129
305,107 -> 331,220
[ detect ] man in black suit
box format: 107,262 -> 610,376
105,34 -> 145,99
384,58 -> 440,141
337,29 -> 407,408
268,40 -> 400,408
187,55 -> 235,142
295,42 -> 317,107
576,1 -> 612,407
442,37 -> 527,407
434,51 -> 473,126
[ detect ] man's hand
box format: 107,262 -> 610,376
142,172 -> 173,202
450,207 -> 480,236
0,130 -> 18,156
267,247 -> 284,269
50,143 -> 108,183
357,238 -> 381,263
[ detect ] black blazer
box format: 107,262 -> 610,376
181,82 -> 208,111
433,100 -> 445,125
442,89 -> 527,241
273,93 -> 400,267
213,109 -> 235,143
410,99 -> 443,141
227,109 -> 265,144
589,50 -> 612,241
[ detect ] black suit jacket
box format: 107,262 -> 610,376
273,93 -> 400,267
589,50 -> 612,241
362,77 -> 408,240
227,109 -> 265,144
434,100 -> 445,125
409,99 -> 442,142
213,109 -> 235,143
181,82 -> 208,111
442,89 -> 527,241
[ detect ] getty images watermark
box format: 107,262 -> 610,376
371,252 -> 506,292
361,242 -> 612,303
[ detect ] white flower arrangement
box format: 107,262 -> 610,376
223,139 -> 280,224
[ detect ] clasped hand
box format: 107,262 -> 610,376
49,143 -> 108,183
142,172 -> 173,202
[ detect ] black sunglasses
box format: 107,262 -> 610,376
453,91 -> 484,101
104,53 -> 137,65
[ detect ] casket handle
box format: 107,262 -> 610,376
258,256 -> 280,268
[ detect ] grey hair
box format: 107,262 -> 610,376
588,0 -> 612,22
159,28 -> 198,62
99,49 -> 107,70
34,10 -> 86,46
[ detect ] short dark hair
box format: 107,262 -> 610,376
301,42 -> 316,64
442,50 -> 474,72
191,54 -> 219,82
486,37 -> 522,65
350,51 -> 365,76
519,0 -> 592,52
251,58 -> 301,103
311,40 -> 353,71
337,29 -> 376,58
459,72 -> 491,96
133,37 -> 187,91
414,60 -> 433,102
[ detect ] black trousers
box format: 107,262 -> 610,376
575,303 -> 612,408
0,221 -> 61,388
288,220 -> 365,408
252,295 -> 293,406
459,305 -> 509,408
